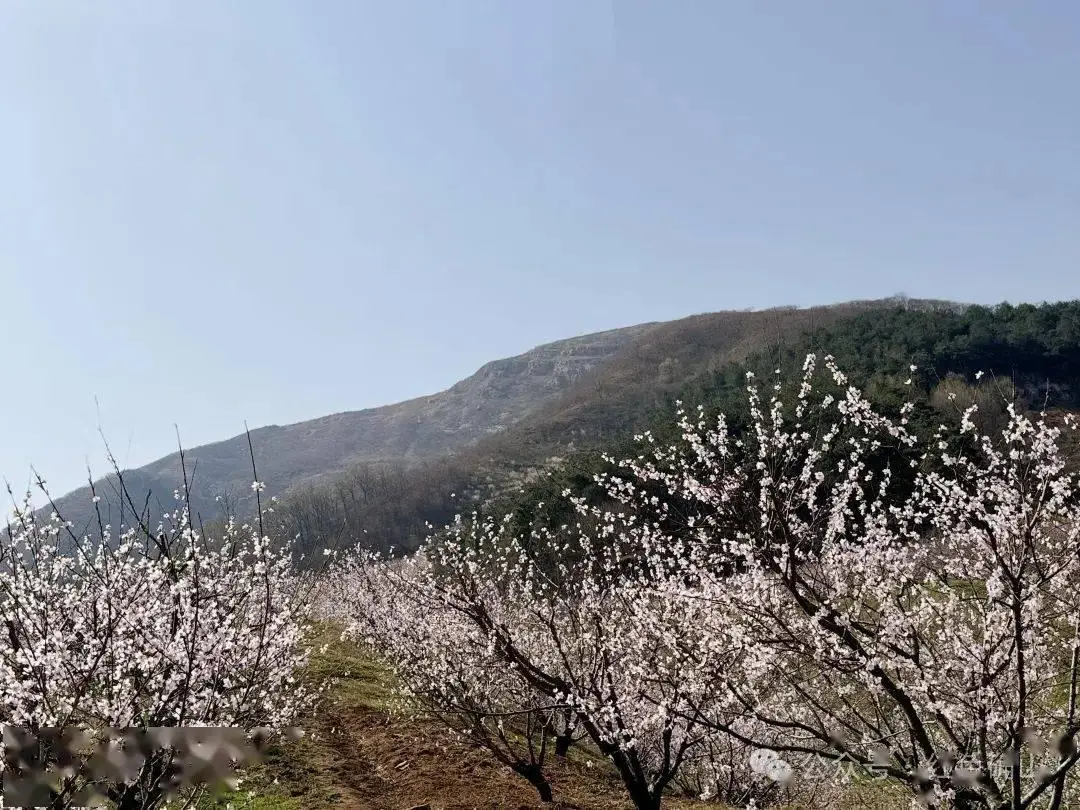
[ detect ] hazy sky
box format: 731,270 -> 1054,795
2,1 -> 1078,500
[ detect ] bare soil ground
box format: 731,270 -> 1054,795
205,627 -> 906,810
313,703 -> 637,810
208,627 -> 676,810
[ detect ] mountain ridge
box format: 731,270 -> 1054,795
42,298 -> 977,536
44,322 -> 659,531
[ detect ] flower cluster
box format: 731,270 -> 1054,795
326,354 -> 1080,810
0,488 -> 315,808
323,514 -> 783,807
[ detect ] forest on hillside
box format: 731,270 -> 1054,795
278,300 -> 1080,563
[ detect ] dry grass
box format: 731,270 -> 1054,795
197,625 -> 650,809
198,625 -> 913,810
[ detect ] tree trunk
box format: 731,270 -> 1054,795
554,731 -> 572,757
951,787 -> 992,810
108,752 -> 170,810
601,741 -> 662,810
510,761 -> 554,804
624,784 -> 661,810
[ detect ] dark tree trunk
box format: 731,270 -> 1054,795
595,737 -> 662,810
624,784 -> 661,810
951,787 -> 992,810
511,761 -> 554,803
108,752 -> 170,810
554,731 -> 573,757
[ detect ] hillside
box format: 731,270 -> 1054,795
274,298 -> 974,559
45,324 -> 656,533
476,297 -> 966,458
277,298 -> 1080,560
45,297 -> 975,541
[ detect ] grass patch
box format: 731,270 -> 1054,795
187,621 -> 918,809
302,621 -> 399,713
185,622 -> 388,809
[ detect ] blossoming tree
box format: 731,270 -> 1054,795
320,547 -> 586,803
325,352 -> 1080,809
325,508 -> 781,809
596,355 -> 1080,809
0,461 -> 316,809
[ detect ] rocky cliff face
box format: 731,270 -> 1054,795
47,323 -> 658,533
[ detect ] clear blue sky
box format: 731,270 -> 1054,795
2,1 -> 1078,500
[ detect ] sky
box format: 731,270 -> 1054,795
1,1 -> 1079,500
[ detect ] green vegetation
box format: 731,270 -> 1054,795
185,625 -> 394,810
275,300 -> 1080,561
487,300 -> 1080,541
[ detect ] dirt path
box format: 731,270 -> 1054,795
244,628 -> 641,810
314,703 -> 631,810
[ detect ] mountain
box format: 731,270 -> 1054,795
45,323 -> 657,534
268,298 -> 973,558
44,296 -> 988,543
475,297 -> 966,457
275,297 -> 1080,561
